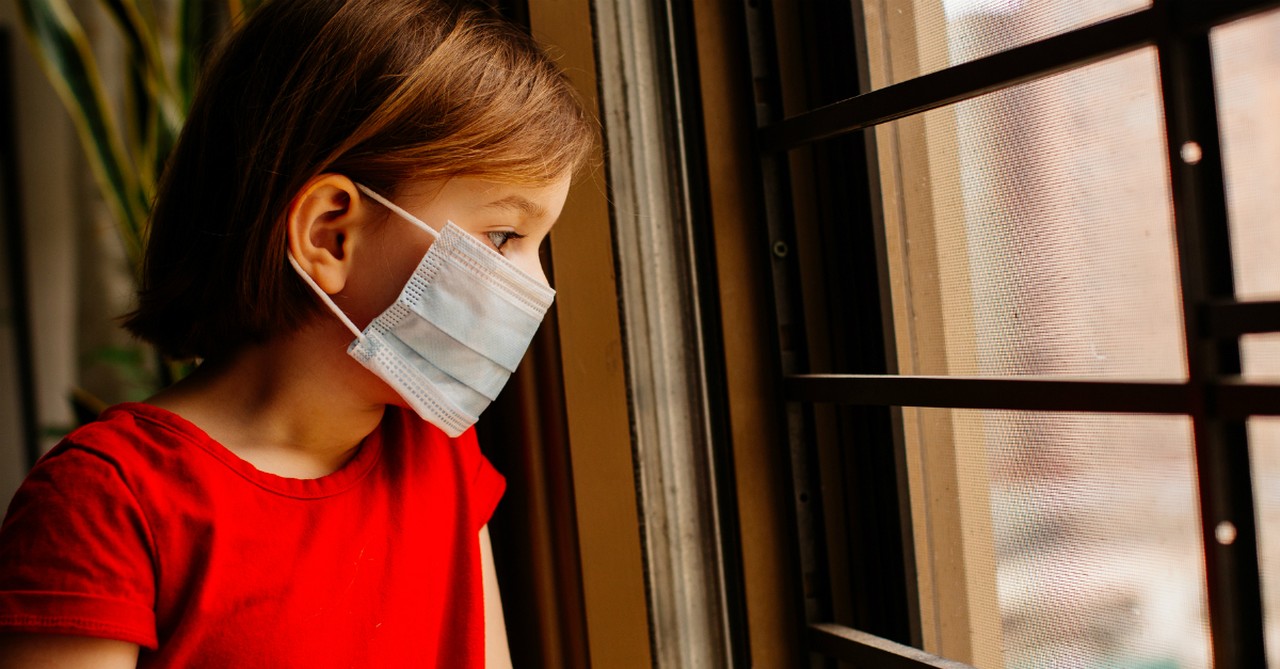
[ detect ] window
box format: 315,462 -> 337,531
740,0 -> 1280,667
476,1 -> 1280,666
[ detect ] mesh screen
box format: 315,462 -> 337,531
1217,15 -> 1280,659
862,0 -> 1148,89
1251,417 -> 1280,667
1243,334 -> 1280,382
1208,13 -> 1280,660
1212,8 -> 1280,300
909,409 -> 1209,668
877,48 -> 1185,379
1212,14 -> 1280,661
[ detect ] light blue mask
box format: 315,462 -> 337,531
289,183 -> 555,437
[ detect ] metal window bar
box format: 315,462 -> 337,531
1158,6 -> 1266,664
748,0 -> 1280,666
759,0 -> 1280,153
741,0 -> 847,653
807,623 -> 976,669
784,375 -> 1280,421
759,10 -> 1157,152
1204,300 -> 1280,337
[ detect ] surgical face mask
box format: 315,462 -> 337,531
288,183 -> 555,437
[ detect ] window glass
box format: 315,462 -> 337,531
903,409 -> 1209,668
1212,8 -> 1280,301
861,0 -> 1148,90
873,48 -> 1185,380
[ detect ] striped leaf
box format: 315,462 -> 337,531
98,0 -> 183,148
176,0 -> 204,110
18,0 -> 267,276
14,0 -> 145,268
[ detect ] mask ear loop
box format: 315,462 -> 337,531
287,253 -> 367,341
286,183 -> 441,341
355,183 -> 440,240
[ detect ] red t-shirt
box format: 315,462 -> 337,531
0,403 -> 505,667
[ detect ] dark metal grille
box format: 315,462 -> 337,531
748,0 -> 1280,667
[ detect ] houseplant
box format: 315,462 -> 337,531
14,0 -> 262,421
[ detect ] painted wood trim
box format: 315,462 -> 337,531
527,1 -> 654,667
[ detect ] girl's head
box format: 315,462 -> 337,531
124,0 -> 594,361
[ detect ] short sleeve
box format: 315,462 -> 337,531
0,444 -> 158,648
456,428 -> 506,532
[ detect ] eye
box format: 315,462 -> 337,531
486,230 -> 525,251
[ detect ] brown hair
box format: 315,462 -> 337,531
123,0 -> 594,360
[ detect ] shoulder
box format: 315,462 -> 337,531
14,403 -> 220,529
3,403 -> 191,550
0,411 -> 163,649
42,402 -> 209,472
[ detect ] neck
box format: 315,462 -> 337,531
148,324 -> 387,479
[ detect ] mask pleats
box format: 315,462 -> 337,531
291,185 -> 554,436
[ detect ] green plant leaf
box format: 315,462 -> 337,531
15,0 -> 146,268
176,0 -> 204,110
124,45 -> 155,197
98,1 -> 182,121
69,387 -> 108,425
80,344 -> 145,368
97,0 -> 162,81
98,0 -> 184,188
39,423 -> 74,440
79,345 -> 161,399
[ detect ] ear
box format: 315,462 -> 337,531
286,173 -> 376,295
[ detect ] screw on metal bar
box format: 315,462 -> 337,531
1215,520 -> 1237,545
1181,141 -> 1203,165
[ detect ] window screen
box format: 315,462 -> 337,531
1251,417 -> 1280,666
748,0 -> 1278,667
910,409 -> 1209,668
863,0 -> 1149,89
875,48 -> 1185,381
1213,9 -> 1280,387
1213,16 -> 1280,661
1213,8 -> 1280,301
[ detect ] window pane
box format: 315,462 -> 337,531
1212,8 -> 1280,300
1251,417 -> 1280,667
904,409 -> 1209,668
874,48 -> 1185,379
861,0 -> 1148,90
1243,334 -> 1280,382
1213,18 -> 1280,662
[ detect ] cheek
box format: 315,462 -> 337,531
511,250 -> 549,285
350,238 -> 431,323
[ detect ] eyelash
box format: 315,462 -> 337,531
486,230 -> 525,251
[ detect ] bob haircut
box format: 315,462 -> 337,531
124,0 -> 594,360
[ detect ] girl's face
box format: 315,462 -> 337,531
342,175 -> 573,329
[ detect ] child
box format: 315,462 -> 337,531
0,0 -> 593,666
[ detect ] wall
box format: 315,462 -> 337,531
0,1 -> 79,508
0,0 -> 136,508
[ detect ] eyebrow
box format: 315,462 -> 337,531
484,194 -> 547,219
